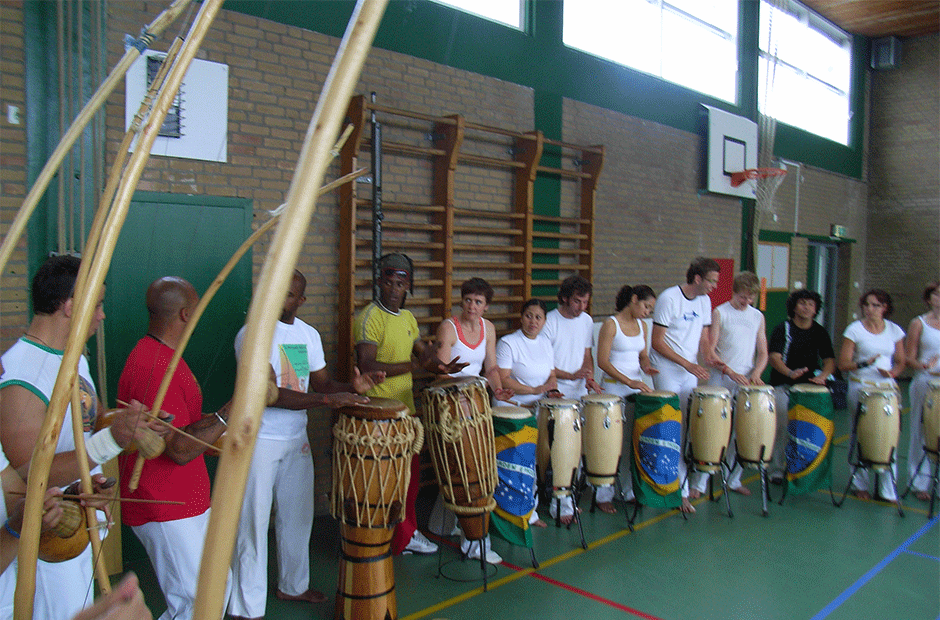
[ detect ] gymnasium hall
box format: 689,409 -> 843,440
0,1 -> 937,619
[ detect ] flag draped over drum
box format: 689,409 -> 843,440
489,407 -> 538,548
631,391 -> 682,509
784,385 -> 834,495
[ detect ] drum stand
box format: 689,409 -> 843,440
584,455 -> 636,532
901,436 -> 940,519
538,465 -> 588,549
435,513 -> 497,591
831,434 -> 904,517
734,443 -> 773,517
684,446 -> 734,518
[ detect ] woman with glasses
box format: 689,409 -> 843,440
838,288 -> 906,501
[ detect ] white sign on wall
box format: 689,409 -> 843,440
125,50 -> 228,163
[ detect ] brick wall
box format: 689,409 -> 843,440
867,34 -> 940,327
0,0 -> 29,350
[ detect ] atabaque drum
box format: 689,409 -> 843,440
536,398 -> 582,496
856,387 -> 901,469
924,379 -> 940,462
580,394 -> 624,487
688,386 -> 732,473
490,406 -> 538,535
734,385 -> 776,466
422,376 -> 497,541
331,398 -> 423,620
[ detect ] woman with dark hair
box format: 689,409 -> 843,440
838,288 -> 906,500
495,299 -> 559,406
905,280 -> 940,501
593,285 -> 657,512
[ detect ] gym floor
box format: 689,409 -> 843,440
126,381 -> 940,619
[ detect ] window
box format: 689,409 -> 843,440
430,0 -> 524,29
759,0 -> 852,145
563,0 -> 739,104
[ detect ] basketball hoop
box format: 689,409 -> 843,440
730,167 -> 787,188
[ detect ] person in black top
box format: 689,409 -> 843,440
767,289 -> 836,479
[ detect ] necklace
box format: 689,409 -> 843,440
24,332 -> 52,348
147,333 -> 170,347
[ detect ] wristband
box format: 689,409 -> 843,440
214,411 -> 228,427
86,428 -> 123,465
4,520 -> 19,538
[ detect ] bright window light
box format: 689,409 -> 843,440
430,0 -> 523,29
759,0 -> 852,145
563,0 -> 739,104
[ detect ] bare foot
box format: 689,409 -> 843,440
680,498 -> 696,514
731,486 -> 752,496
851,489 -> 871,500
914,491 -> 931,502
559,514 -> 574,525
532,518 -> 548,528
276,589 -> 327,604
688,488 -> 703,500
597,501 -> 617,514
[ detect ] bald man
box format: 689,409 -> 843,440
117,276 -> 231,620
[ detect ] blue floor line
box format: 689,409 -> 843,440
902,549 -> 940,562
810,516 -> 939,620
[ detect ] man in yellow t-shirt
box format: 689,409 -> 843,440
353,253 -> 466,555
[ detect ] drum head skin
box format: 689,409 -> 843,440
491,405 -> 534,419
426,375 -> 487,392
340,397 -> 410,420
539,398 -> 579,408
581,394 -> 622,405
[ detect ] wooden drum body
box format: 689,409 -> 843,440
856,387 -> 901,469
688,386 -> 732,472
422,376 -> 497,541
924,379 -> 940,462
734,385 -> 776,466
331,398 -> 423,620
581,394 -> 624,487
536,398 -> 582,496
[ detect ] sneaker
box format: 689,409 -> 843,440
403,530 -> 438,555
466,544 -> 503,565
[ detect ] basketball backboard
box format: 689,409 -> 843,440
702,105 -> 758,198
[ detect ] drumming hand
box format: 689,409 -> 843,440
877,367 -> 895,379
585,377 -> 603,393
642,364 -> 659,377
324,392 -> 370,409
808,375 -> 827,385
72,572 -> 153,620
494,387 -> 515,402
686,363 -> 710,381
790,367 -> 809,380
352,367 -> 385,394
727,370 -> 749,386
635,382 -> 653,394
748,373 -> 765,386
545,388 -> 564,398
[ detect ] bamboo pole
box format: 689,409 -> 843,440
191,1 -> 389,617
0,0 -> 193,277
13,2 -> 224,617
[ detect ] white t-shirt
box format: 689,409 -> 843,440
495,329 -> 555,406
542,309 -> 594,398
235,318 -> 326,440
842,320 -> 905,384
713,301 -> 763,375
650,284 -> 712,372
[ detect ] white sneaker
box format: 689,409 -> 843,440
403,530 -> 438,555
466,542 -> 503,565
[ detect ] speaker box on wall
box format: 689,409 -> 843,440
871,36 -> 902,70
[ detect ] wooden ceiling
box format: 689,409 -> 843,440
800,0 -> 940,38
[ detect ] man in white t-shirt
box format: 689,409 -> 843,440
229,270 -> 383,620
650,257 -> 721,514
704,271 -> 768,496
543,275 -> 602,399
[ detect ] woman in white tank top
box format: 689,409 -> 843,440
905,280 -> 940,500
596,285 -> 657,397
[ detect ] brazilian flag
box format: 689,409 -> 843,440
632,392 -> 682,509
784,385 -> 835,495
489,412 -> 538,548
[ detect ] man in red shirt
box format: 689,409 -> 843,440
118,277 -> 230,619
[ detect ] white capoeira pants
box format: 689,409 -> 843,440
6,545 -> 96,620
653,362 -> 699,497
846,380 -> 899,500
908,373 -> 937,493
133,509 -> 229,620
228,435 -> 314,618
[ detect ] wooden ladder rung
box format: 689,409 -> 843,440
452,225 -> 523,235
458,153 -> 526,170
452,208 -> 525,221
531,247 -> 591,256
355,220 -> 443,232
531,231 -> 588,240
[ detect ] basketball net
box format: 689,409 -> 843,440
750,0 -> 788,268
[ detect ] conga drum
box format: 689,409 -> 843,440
421,376 -> 497,541
688,386 -> 732,472
490,406 -> 538,545
536,398 -> 582,496
632,391 -> 682,507
734,385 -> 776,466
856,387 -> 901,469
331,398 -> 423,620
581,394 -> 624,487
924,379 -> 940,462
